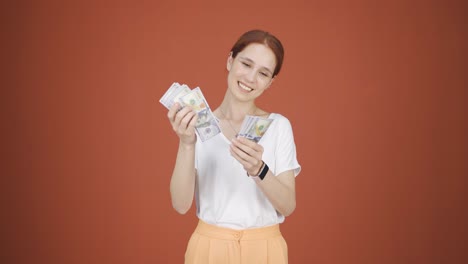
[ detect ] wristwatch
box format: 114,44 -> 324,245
249,161 -> 269,180
257,162 -> 269,180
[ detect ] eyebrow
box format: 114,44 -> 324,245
239,56 -> 274,75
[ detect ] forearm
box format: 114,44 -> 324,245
170,142 -> 196,214
254,170 -> 296,216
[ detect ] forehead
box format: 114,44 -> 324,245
237,43 -> 276,71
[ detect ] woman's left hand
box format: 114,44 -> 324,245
230,137 -> 264,176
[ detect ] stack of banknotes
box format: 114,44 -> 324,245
238,115 -> 273,143
160,82 -> 273,143
159,82 -> 221,142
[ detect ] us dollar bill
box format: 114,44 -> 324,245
160,83 -> 221,142
238,115 -> 273,143
179,87 -> 221,142
159,82 -> 191,110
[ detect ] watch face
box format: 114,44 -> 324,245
259,163 -> 269,180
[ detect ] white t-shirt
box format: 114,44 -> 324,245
194,113 -> 301,230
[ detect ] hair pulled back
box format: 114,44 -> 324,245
230,30 -> 284,77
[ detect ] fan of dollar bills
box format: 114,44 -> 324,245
237,115 -> 274,143
160,82 -> 273,142
160,82 -> 220,142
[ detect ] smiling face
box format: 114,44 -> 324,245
226,43 -> 277,102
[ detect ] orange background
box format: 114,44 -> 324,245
5,1 -> 467,263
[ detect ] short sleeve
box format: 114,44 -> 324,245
274,116 -> 301,177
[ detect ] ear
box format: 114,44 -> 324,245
226,52 -> 233,71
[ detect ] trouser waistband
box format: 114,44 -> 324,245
194,220 -> 282,241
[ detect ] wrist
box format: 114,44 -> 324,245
247,161 -> 264,176
248,161 -> 269,181
179,141 -> 195,151
254,161 -> 265,176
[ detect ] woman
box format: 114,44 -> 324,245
166,29 -> 301,264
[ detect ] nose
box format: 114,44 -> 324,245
245,68 -> 256,83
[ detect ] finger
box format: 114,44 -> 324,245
230,146 -> 262,174
230,139 -> 250,156
230,143 -> 257,164
179,110 -> 196,131
167,103 -> 180,122
229,146 -> 249,166
231,139 -> 264,171
232,138 -> 261,158
173,106 -> 193,127
237,137 -> 264,152
187,113 -> 198,133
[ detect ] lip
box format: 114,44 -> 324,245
238,81 -> 253,93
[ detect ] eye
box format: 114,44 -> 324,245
241,62 -> 251,67
260,72 -> 271,78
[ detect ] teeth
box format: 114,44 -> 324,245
239,82 -> 253,92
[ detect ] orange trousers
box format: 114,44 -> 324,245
184,220 -> 288,264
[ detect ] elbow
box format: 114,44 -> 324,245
282,201 -> 296,217
172,201 -> 191,215
170,188 -> 193,215
174,207 -> 189,215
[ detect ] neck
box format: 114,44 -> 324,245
219,95 -> 257,122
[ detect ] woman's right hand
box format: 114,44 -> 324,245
167,103 -> 198,146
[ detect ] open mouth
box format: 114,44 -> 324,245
238,82 -> 253,92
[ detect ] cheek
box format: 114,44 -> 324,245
227,72 -> 238,87
233,63 -> 249,74
227,71 -> 236,81
228,66 -> 243,80
258,79 -> 271,89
